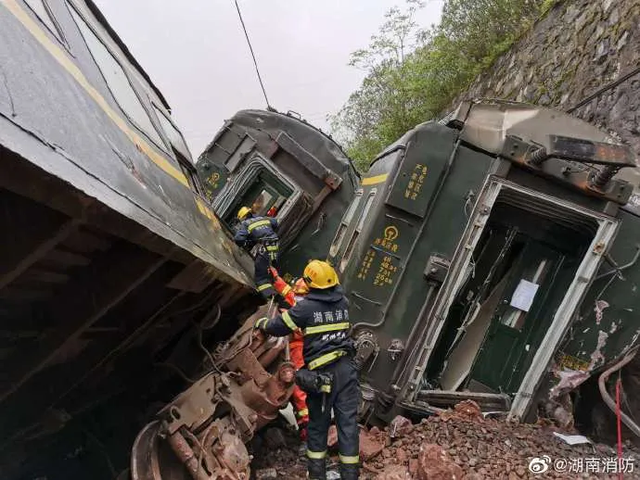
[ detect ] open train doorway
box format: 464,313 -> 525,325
414,178 -> 618,419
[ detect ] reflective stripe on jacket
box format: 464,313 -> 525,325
271,270 -> 307,422
271,273 -> 304,343
272,273 -> 296,307
261,286 -> 353,369
233,215 -> 278,248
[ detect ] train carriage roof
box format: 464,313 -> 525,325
204,109 -> 359,181
449,99 -> 640,188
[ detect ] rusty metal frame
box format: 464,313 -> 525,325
130,306 -> 296,480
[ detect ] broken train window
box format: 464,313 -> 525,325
340,189 -> 377,273
330,189 -> 363,258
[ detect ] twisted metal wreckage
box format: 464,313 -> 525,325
131,305 -> 296,480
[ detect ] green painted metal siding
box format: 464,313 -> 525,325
331,152 -> 398,281
559,210 -> 640,372
345,122 -> 496,391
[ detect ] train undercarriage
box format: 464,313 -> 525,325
129,305 -> 296,480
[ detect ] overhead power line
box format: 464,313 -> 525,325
567,65 -> 640,114
233,0 -> 271,109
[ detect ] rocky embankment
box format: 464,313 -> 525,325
251,401 -> 640,479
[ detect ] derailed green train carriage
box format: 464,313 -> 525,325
196,109 -> 359,279
0,1 -> 259,478
0,1 -> 358,479
328,99 -> 640,439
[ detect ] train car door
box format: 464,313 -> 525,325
467,239 -> 571,393
413,179 -> 617,419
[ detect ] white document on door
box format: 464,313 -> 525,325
510,279 -> 539,312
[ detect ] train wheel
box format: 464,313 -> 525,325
130,421 -> 190,480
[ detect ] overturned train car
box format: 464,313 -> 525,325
0,1 -> 357,479
328,100 -> 640,441
196,109 -> 359,279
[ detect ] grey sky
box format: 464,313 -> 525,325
93,0 -> 444,157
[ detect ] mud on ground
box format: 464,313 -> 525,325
250,401 -> 640,479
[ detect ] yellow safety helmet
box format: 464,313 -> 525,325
303,260 -> 339,290
292,277 -> 310,295
237,206 -> 252,221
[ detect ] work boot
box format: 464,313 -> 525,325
298,441 -> 307,457
307,459 -> 326,480
339,464 -> 359,480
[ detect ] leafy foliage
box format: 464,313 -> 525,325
331,0 -> 547,171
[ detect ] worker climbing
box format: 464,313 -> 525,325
233,206 -> 284,305
255,260 -> 360,480
270,267 -> 311,438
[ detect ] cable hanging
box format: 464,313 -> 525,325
566,65 -> 640,114
233,0 -> 272,109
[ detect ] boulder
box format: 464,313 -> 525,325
417,444 -> 464,480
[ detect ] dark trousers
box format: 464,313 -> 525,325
254,248 -> 282,302
306,357 -> 360,480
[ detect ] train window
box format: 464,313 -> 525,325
225,135 -> 256,173
178,161 -> 202,195
68,5 -> 165,148
329,190 -> 363,257
251,189 -> 275,215
24,0 -> 65,43
340,189 -> 377,272
356,191 -> 376,231
225,176 -> 292,227
153,105 -> 192,161
168,146 -> 201,194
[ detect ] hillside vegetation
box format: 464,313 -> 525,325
330,0 -> 555,171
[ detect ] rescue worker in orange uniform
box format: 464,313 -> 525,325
270,267 -> 310,438
266,205 -> 278,217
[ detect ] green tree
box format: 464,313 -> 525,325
331,0 -> 546,172
330,0 -> 427,171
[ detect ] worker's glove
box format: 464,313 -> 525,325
295,369 -> 333,394
269,266 -> 279,278
317,373 -> 333,393
254,317 -> 269,331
